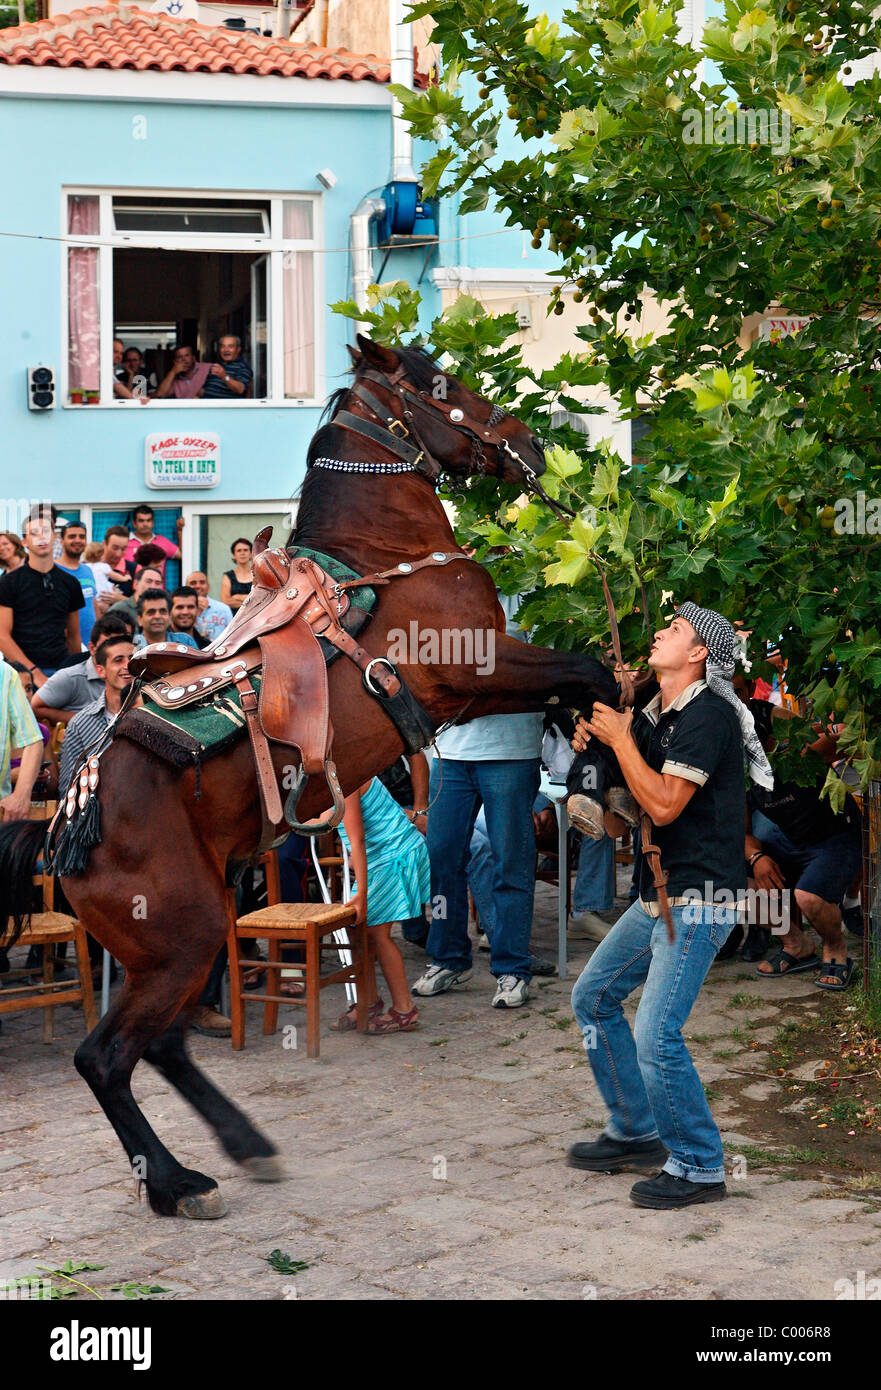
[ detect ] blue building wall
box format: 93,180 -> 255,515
0,87 -> 441,512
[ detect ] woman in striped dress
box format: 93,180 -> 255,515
335,776 -> 430,1034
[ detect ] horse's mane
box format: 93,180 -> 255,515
294,345 -> 444,543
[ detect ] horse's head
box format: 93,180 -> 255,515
349,335 -> 548,491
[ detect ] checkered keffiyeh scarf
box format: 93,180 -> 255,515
675,601 -> 774,789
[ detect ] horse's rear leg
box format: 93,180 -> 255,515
143,1016 -> 285,1183
74,977 -> 227,1219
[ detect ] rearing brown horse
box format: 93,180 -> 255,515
0,335 -> 615,1220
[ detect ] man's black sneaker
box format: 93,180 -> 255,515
629,1172 -> 727,1209
567,1133 -> 669,1173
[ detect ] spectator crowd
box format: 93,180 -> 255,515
0,512 -> 870,1201
112,336 -> 253,404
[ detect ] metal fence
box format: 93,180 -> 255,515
860,780 -> 881,988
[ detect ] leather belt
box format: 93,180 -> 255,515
640,897 -> 746,918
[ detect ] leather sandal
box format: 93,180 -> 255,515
366,1005 -> 420,1035
332,997 -> 384,1031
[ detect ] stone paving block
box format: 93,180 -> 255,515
0,885 -> 873,1300
0,1152 -> 32,1173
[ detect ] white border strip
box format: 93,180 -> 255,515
0,65 -> 393,107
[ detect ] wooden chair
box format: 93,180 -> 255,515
0,803 -> 97,1042
48,721 -> 66,764
226,883 -> 368,1057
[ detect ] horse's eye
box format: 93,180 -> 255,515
449,408 -> 464,423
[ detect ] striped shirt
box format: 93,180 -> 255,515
201,356 -> 253,398
59,692 -> 114,798
1,660 -> 42,799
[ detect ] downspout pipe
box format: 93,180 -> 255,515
348,3 -> 418,338
351,195 -> 387,337
389,0 -> 418,184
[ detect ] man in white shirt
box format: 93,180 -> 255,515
186,571 -> 233,644
412,590 -> 543,1010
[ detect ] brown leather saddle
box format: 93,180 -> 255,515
129,529 -> 463,849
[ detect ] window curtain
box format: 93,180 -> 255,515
282,201 -> 314,398
67,195 -> 100,398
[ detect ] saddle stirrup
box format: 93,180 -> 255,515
284,759 -> 346,836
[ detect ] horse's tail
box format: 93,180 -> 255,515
0,818 -> 45,949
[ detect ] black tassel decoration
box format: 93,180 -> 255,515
53,794 -> 103,878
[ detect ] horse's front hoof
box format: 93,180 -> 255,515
239,1154 -> 287,1183
175,1187 -> 229,1220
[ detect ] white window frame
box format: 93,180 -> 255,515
61,187 -> 324,409
179,498 -> 299,577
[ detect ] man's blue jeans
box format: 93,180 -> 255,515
426,757 -> 540,980
466,807 -> 496,936
571,899 -> 737,1183
572,832 -> 615,914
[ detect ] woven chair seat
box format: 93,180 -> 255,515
236,902 -> 356,933
17,912 -> 80,939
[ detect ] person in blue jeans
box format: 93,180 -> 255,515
568,832 -> 616,941
567,601 -> 774,1209
413,591 -> 542,1010
467,801 -> 555,976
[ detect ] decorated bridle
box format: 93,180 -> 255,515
319,360 -> 574,522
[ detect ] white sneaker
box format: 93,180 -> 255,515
477,932 -> 491,952
492,975 -> 529,1008
412,963 -> 472,996
568,910 -> 613,942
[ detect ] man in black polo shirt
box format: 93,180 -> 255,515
0,513 -> 84,687
567,603 -> 773,1209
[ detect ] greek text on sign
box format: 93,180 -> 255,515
758,316 -> 810,343
145,433 -> 220,488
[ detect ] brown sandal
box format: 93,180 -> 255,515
332,997 -> 384,1032
366,1005 -> 420,1035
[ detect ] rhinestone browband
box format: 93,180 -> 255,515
312,457 -> 417,474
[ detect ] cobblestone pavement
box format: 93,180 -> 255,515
1,883 -> 878,1301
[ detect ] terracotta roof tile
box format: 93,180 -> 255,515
0,1 -> 394,82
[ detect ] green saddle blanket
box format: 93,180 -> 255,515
290,544 -> 377,612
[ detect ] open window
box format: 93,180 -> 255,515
64,191 -> 319,406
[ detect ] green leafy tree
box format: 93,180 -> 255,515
358,0 -> 881,802
0,2 -> 37,31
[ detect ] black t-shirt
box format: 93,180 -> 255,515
633,685 -> 746,902
0,563 -> 85,669
748,777 -> 860,846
